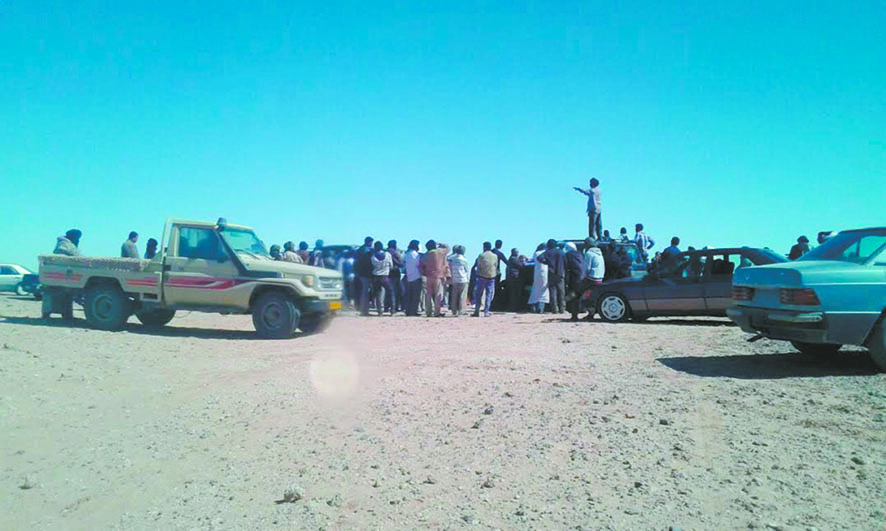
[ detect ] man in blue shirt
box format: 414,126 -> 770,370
661,237 -> 681,262
574,178 -> 602,239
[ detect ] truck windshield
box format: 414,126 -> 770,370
799,230 -> 886,264
220,229 -> 270,259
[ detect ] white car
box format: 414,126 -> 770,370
0,264 -> 32,295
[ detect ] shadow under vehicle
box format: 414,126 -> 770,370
589,247 -> 787,323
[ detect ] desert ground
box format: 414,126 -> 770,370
1,295 -> 884,531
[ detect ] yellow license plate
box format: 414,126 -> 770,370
329,301 -> 342,311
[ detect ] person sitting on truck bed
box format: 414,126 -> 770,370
282,241 -> 304,263
121,231 -> 139,258
269,244 -> 283,260
54,229 -> 82,256
145,238 -> 158,259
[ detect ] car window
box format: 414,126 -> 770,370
659,255 -> 703,280
843,235 -> 886,263
178,227 -> 224,260
800,230 -> 886,263
708,254 -> 739,277
0,266 -> 14,275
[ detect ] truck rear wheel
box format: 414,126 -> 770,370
252,291 -> 300,339
136,309 -> 176,327
84,283 -> 131,331
866,319 -> 886,372
791,341 -> 841,357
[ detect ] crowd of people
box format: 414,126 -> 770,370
261,232 -> 663,321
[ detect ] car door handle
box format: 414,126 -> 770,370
163,265 -> 172,271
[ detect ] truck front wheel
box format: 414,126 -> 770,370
252,291 -> 300,339
866,319 -> 886,372
84,284 -> 131,331
136,309 -> 176,327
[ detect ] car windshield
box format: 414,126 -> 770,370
799,230 -> 886,264
220,228 -> 270,259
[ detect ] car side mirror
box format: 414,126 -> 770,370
218,254 -> 229,263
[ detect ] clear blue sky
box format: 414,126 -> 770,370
2,1 -> 884,270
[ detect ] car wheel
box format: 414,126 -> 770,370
136,309 -> 176,327
790,341 -> 841,357
15,283 -> 27,297
597,293 -> 630,323
252,291 -> 300,339
84,283 -> 132,331
866,319 -> 886,372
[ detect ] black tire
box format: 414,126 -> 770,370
252,291 -> 300,339
84,283 -> 131,331
791,341 -> 841,357
136,309 -> 176,327
866,319 -> 886,372
15,283 -> 27,297
597,293 -> 631,323
299,315 -> 332,335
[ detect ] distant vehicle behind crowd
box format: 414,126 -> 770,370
0,264 -> 32,296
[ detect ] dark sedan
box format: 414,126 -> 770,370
589,247 -> 787,322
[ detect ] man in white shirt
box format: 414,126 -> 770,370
403,240 -> 423,316
447,245 -> 470,316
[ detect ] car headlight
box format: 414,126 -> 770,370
319,277 -> 343,290
302,275 -> 315,287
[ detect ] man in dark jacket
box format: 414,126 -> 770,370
563,242 -> 586,320
386,240 -> 404,313
506,248 -> 523,312
788,236 -> 811,260
539,239 -> 566,313
353,237 -> 375,316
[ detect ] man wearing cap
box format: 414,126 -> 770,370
788,236 -> 811,260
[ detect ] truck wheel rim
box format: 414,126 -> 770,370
601,296 -> 625,320
261,302 -> 284,329
93,295 -> 113,320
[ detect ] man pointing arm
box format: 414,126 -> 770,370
574,178 -> 602,239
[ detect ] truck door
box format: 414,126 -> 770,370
162,225 -> 240,307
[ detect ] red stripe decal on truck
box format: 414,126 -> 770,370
165,277 -> 248,290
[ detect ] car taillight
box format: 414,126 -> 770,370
732,286 -> 754,301
779,288 -> 820,306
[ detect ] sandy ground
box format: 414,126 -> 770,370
1,295 -> 884,531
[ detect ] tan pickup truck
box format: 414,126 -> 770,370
39,218 -> 343,338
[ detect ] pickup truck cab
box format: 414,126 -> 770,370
727,228 -> 886,371
39,218 -> 343,338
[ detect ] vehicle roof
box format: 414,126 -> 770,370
166,218 -> 252,230
839,227 -> 886,233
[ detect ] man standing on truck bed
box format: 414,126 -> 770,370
121,231 -> 139,258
